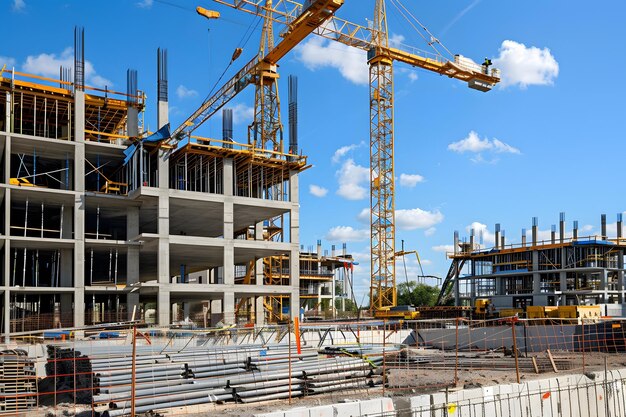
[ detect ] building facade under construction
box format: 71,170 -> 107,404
440,213 -> 626,316
0,30 -> 345,337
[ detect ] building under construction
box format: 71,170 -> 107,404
440,213 -> 626,316
0,28 -> 363,338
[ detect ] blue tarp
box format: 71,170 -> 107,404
43,330 -> 71,339
573,239 -> 614,246
123,123 -> 171,165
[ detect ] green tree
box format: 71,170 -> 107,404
335,298 -> 358,313
396,282 -> 439,307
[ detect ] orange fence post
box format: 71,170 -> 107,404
294,316 -> 302,355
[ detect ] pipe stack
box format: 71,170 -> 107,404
84,343 -> 381,416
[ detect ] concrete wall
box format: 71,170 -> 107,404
398,368 -> 626,417
256,368 -> 626,417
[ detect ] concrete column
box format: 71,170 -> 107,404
223,159 -> 235,296
290,288 -> 300,320
288,170 -> 300,318
224,244 -> 234,286
210,299 -> 222,326
126,207 -> 140,319
3,91 -> 10,133
255,220 -> 264,287
559,271 -> 567,293
532,272 -> 541,294
73,90 -> 86,328
223,291 -> 235,325
155,99 -> 170,326
255,296 -> 264,326
127,107 -> 139,138
224,158 -> 233,197
157,288 -> 170,326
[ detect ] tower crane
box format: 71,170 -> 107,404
209,0 -> 500,316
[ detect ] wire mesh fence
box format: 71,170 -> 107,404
0,317 -> 625,416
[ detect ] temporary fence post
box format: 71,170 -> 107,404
582,319 -> 586,373
455,317 -> 459,385
512,319 -> 520,383
131,324 -> 137,417
288,321 -> 292,404
382,320 -> 386,396
294,316 -> 301,355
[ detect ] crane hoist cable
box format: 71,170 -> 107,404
388,0 -> 453,59
202,15 -> 263,105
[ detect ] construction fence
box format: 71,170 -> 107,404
0,317 -> 625,416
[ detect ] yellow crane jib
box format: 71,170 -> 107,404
169,0 -> 344,144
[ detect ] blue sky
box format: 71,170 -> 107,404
3,0 -> 626,305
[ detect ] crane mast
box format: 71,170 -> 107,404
369,0 -> 396,311
252,0 -> 284,152
187,0 -> 500,317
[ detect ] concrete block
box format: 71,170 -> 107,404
406,395 -> 431,417
361,397 -> 395,416
462,387 -> 483,401
482,386 -> 496,417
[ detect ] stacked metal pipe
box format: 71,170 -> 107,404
85,343 -> 380,416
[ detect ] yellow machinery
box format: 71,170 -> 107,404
528,305 -> 601,321
375,306 -> 420,320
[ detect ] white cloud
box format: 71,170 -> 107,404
309,184 -> 328,197
332,143 -> 362,163
408,72 -> 418,82
296,36 -> 368,85
231,103 -> 254,124
357,208 -> 369,223
176,85 -> 198,99
358,206 -> 443,231
326,226 -> 369,242
396,208 -> 444,231
399,173 -> 424,187
389,34 -> 405,48
448,131 -> 520,163
22,47 -> 112,88
12,0 -> 25,11
432,244 -> 454,253
493,40 -> 559,89
466,222 -> 496,246
336,158 -> 369,200
137,0 -> 153,8
0,56 -> 16,68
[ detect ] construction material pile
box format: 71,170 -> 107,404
39,346 -> 94,405
0,350 -> 37,413
85,343 -> 380,417
388,349 -> 575,373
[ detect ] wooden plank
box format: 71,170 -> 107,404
546,349 -> 559,373
531,356 -> 540,374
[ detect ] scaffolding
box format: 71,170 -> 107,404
441,213 -> 626,311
